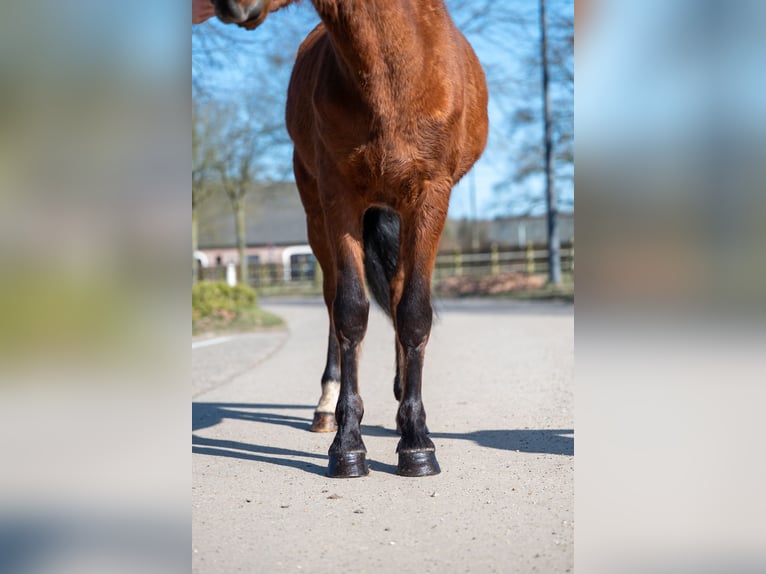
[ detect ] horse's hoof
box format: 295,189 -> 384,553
397,450 -> 441,477
310,412 -> 337,433
328,451 -> 369,478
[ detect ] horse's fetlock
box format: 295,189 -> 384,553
397,433 -> 435,453
397,399 -> 426,432
329,434 -> 365,455
335,393 -> 364,425
329,416 -> 366,454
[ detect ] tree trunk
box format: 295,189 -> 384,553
540,0 -> 561,285
470,169 -> 479,251
192,207 -> 199,283
235,200 -> 248,285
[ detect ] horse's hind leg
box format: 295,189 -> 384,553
307,216 -> 341,433
393,201 -> 447,476
295,155 -> 339,433
324,196 -> 370,478
312,273 -> 341,433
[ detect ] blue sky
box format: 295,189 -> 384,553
193,1 -> 573,220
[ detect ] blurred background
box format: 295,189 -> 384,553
577,1 -> 766,573
0,1 -> 189,573
0,0 -> 764,572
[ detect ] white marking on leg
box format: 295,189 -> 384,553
316,380 -> 340,413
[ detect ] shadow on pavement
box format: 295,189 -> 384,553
433,428 -> 573,456
193,402 -> 315,433
193,402 -> 328,476
192,402 -> 573,476
362,424 -> 573,456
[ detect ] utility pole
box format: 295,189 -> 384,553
540,0 -> 561,284
470,168 -> 479,251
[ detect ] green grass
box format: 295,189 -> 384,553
255,283 -> 323,298
481,272 -> 574,302
250,274 -> 574,303
432,271 -> 574,302
192,281 -> 284,336
489,281 -> 574,302
192,306 -> 284,336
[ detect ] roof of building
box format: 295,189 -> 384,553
197,182 -> 308,248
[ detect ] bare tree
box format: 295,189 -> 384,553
192,101 -> 219,280
193,16 -> 296,282
487,1 -> 573,220
213,107 -> 255,284
209,98 -> 291,284
446,0 -> 572,283
192,6 -> 315,97
540,0 -> 560,284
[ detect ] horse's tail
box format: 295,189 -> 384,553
362,207 -> 400,318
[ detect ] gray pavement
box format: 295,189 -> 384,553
192,297 -> 573,573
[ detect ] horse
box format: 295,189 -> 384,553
212,0 -> 489,477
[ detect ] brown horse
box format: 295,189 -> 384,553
212,0 -> 488,477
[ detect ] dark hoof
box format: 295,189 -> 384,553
397,450 -> 441,477
328,452 -> 369,478
310,412 -> 337,433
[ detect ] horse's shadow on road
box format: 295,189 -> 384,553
192,402 -> 573,477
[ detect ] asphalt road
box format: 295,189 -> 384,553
192,297 -> 573,573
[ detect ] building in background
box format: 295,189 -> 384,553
195,181 -> 574,281
439,213 -> 574,253
196,182 -> 313,280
